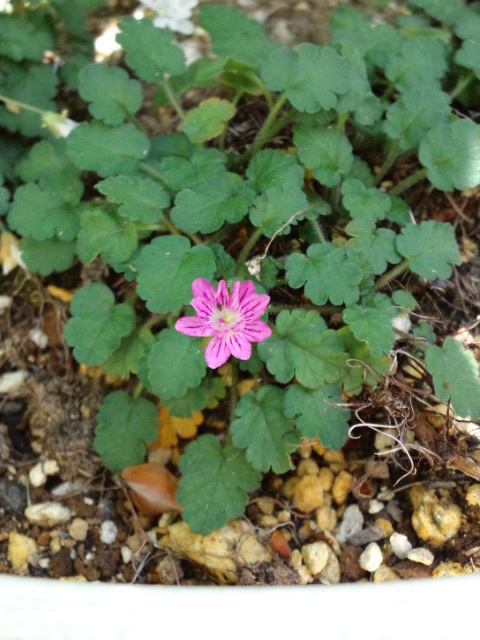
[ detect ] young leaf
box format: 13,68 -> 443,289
101,327 -> 154,380
164,377 -> 226,418
285,243 -> 363,306
0,14 -> 54,62
135,235 -> 216,313
94,391 -> 158,472
96,175 -> 170,224
343,293 -> 397,357
147,328 -> 207,401
346,224 -> 400,275
77,207 -> 137,265
261,44 -> 350,113
257,310 -> 348,388
341,179 -> 391,223
246,149 -> 304,193
284,384 -> 350,450
158,148 -> 227,190
419,119 -> 480,190
396,220 -> 461,280
116,17 -> 186,81
294,123 -> 354,187
171,174 -> 254,234
249,185 -> 308,238
64,283 -> 136,366
79,63 -> 143,125
19,237 -> 76,276
455,39 -> 480,80
231,386 -> 299,473
177,434 -> 262,535
425,337 -> 480,419
199,5 -> 278,68
180,97 -> 235,144
385,37 -> 448,91
67,122 -> 150,177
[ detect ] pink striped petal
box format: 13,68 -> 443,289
226,331 -> 251,360
240,293 -> 270,320
205,334 -> 231,369
191,296 -> 215,320
242,320 -> 272,342
192,278 -> 217,301
216,280 -> 230,306
175,316 -> 215,337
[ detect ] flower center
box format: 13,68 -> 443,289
212,305 -> 240,332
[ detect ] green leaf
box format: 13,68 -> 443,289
249,185 -> 308,238
94,391 -> 158,473
177,434 -> 261,535
385,37 -> 448,91
164,377 -> 226,418
154,57 -> 226,107
116,17 -> 186,81
246,149 -> 304,193
231,386 -> 299,473
455,39 -> 480,80
341,179 -> 391,223
180,97 -> 235,144
8,184 -> 79,242
338,326 -> 392,396
19,237 -> 76,276
294,123 -> 354,186
346,224 -> 400,275
199,5 -> 278,68
171,173 -> 254,234
261,44 -> 350,113
383,88 -> 451,151
158,148 -> 227,190
67,122 -> 150,177
396,220 -> 461,280
0,14 -> 54,61
96,176 -> 170,224
343,293 -> 397,357
419,119 -> 480,190
258,310 -> 348,388
101,327 -> 154,380
410,0 -> 466,26
77,207 -> 137,265
78,63 -> 143,125
147,328 -> 207,401
135,236 -> 216,313
284,384 -> 350,450
285,243 -> 363,306
64,283 -> 136,366
425,337 -> 480,419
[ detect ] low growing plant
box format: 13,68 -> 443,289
1,0 -> 480,534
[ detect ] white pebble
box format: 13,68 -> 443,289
368,499 -> 385,515
0,295 -> 12,311
121,546 -> 133,564
29,328 -> 48,349
301,541 -> 329,575
29,460 -> 59,487
390,532 -> 412,559
0,371 -> 27,393
359,542 -> 383,572
25,502 -> 71,527
407,547 -> 434,566
336,504 -> 364,543
392,313 -> 411,334
100,520 -> 118,545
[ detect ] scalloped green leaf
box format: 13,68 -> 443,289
249,185 -> 308,238
419,119 -> 480,190
78,63 -> 143,125
147,328 -> 207,401
396,220 -> 461,280
346,224 -> 400,275
64,283 -> 136,366
164,377 -> 226,418
258,310 -> 348,388
285,243 -> 363,306
231,386 -> 299,473
0,14 -> 54,62
135,236 -> 216,313
94,391 -> 158,473
101,327 -> 154,380
158,148 -> 227,190
343,293 -> 397,357
96,175 -> 170,224
180,97 -> 235,144
77,207 -> 137,265
341,179 -> 391,223
385,37 -> 449,91
19,237 -> 76,276
246,149 -> 305,193
284,384 -> 350,450
177,434 -> 262,535
426,337 -> 480,419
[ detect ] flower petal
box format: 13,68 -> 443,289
242,320 -> 272,342
205,334 -> 231,369
226,332 -> 252,360
240,293 -> 270,320
175,316 -> 214,337
216,280 -> 230,307
229,279 -> 254,310
192,278 -> 217,301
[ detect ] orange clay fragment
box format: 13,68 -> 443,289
268,529 -> 291,561
121,463 -> 182,515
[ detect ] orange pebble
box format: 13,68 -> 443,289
268,529 -> 291,561
121,463 -> 182,516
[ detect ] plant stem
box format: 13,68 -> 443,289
139,162 -> 168,187
389,167 -> 428,196
268,302 -> 338,314
161,78 -> 186,120
374,258 -> 410,291
449,72 -> 474,100
235,227 -> 263,273
310,218 -> 327,243
374,145 -> 400,186
133,382 -> 144,399
0,94 -> 45,115
229,361 -> 238,428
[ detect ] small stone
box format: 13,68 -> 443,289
256,497 -> 275,515
374,517 -> 394,538
68,518 -> 89,542
297,458 -> 319,476
0,371 -> 27,393
359,542 -> 383,572
301,541 -> 329,575
318,467 -> 334,492
29,460 -> 59,488
121,546 -> 133,564
373,565 -> 400,582
316,504 -> 337,532
332,470 -> 352,505
410,487 -> 462,547
317,546 -> 341,585
8,532 -> 38,570
407,547 -> 434,566
390,532 -> 412,559
100,520 -> 118,545
25,502 -> 71,527
293,475 -> 324,512
336,504 -> 364,543
466,484 -> 480,507
0,478 -> 27,511
29,328 -> 48,349
433,561 -> 474,577
348,525 -> 384,546
282,477 -> 298,500
258,514 -> 278,528
368,499 -> 385,514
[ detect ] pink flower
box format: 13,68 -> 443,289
175,278 -> 271,369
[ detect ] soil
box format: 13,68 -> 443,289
1,0 -> 480,586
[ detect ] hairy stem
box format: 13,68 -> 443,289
161,78 -> 186,120
235,227 -> 263,273
374,145 -> 400,186
389,167 -> 428,196
374,258 -> 410,291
